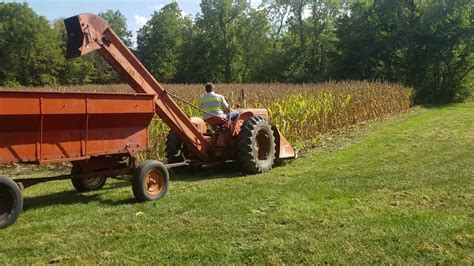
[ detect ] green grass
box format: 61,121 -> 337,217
0,103 -> 473,264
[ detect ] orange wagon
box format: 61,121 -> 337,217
0,90 -> 171,228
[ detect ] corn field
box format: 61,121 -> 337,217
2,81 -> 413,159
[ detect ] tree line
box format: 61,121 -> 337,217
0,1 -> 472,103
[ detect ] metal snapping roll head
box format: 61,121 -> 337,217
64,14 -> 111,59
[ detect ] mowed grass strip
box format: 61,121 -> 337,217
0,103 -> 472,264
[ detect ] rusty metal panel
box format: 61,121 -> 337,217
41,115 -> 83,161
42,98 -> 86,114
0,95 -> 40,115
86,114 -> 152,156
0,115 -> 39,163
87,97 -> 155,114
0,131 -> 38,163
0,90 -> 155,164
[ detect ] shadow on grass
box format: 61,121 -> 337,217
169,162 -> 243,182
22,180 -> 135,211
22,162 -> 245,211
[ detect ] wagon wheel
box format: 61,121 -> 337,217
132,160 -> 169,202
0,176 -> 23,229
237,116 -> 276,174
70,165 -> 107,192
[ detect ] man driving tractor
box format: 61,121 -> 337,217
199,83 -> 239,122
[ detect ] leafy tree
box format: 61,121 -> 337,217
464,54 -> 474,99
52,19 -> 95,85
305,0 -> 343,81
263,0 -> 341,82
258,0 -> 293,81
195,0 -> 249,82
334,1 -> 382,80
236,9 -> 272,82
1,1 -> 471,103
335,0 -> 473,102
87,10 -> 133,84
263,0 -> 292,48
0,3 -> 63,86
136,3 -> 190,82
99,9 -> 133,47
276,0 -> 311,82
177,20 -> 215,83
404,0 -> 473,102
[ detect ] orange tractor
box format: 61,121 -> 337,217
64,14 -> 296,174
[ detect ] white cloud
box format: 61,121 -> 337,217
134,15 -> 149,28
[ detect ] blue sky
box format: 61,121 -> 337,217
3,0 -> 261,45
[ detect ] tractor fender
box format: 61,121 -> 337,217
231,109 -> 269,136
231,111 -> 256,136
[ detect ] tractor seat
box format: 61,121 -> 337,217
205,116 -> 228,131
205,116 -> 227,126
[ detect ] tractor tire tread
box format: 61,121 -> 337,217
237,116 -> 276,174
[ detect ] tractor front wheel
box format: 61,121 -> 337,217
71,165 -> 107,192
0,176 -> 23,229
132,160 -> 169,202
237,116 -> 276,174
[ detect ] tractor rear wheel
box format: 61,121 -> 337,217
0,176 -> 23,229
132,160 -> 169,202
237,116 -> 276,174
71,165 -> 107,192
165,131 -> 185,163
